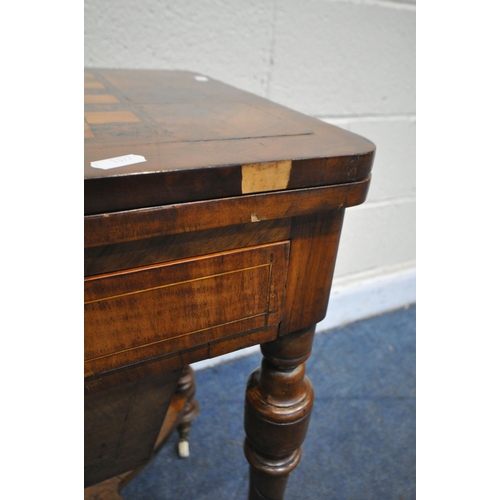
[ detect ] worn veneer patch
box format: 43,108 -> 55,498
241,160 -> 292,194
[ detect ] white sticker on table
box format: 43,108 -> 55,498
90,154 -> 146,170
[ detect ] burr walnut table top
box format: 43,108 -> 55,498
84,69 -> 375,215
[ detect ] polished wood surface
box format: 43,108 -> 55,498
84,69 -> 374,214
85,367 -> 199,499
84,69 -> 375,499
85,242 -> 289,379
245,326 -> 316,499
84,368 -> 182,486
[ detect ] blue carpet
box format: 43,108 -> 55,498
121,304 -> 416,499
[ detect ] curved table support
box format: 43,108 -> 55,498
84,365 -> 199,499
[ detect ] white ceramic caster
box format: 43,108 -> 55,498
178,439 -> 189,458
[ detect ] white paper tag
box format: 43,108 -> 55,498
90,154 -> 146,170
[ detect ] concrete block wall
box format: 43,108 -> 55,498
85,0 -> 416,332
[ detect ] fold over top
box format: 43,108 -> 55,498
84,69 -> 375,215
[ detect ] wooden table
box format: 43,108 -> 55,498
84,69 -> 375,499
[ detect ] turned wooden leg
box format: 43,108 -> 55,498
244,326 -> 316,500
175,365 -> 200,458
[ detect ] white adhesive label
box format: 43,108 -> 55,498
90,154 -> 146,170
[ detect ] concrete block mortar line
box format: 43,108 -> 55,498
349,196 -> 416,211
319,114 -> 416,124
321,0 -> 415,11
265,0 -> 279,99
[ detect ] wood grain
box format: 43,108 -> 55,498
84,69 -> 374,215
84,178 -> 370,249
245,326 -> 316,499
85,111 -> 141,124
85,242 -> 289,378
85,326 -> 279,394
279,210 -> 346,336
241,160 -> 292,194
83,69 -> 375,498
85,218 -> 291,277
84,368 -> 182,487
85,367 -> 199,499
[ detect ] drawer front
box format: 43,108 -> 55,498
85,242 -> 289,377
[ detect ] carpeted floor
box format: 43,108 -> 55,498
121,304 -> 416,500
